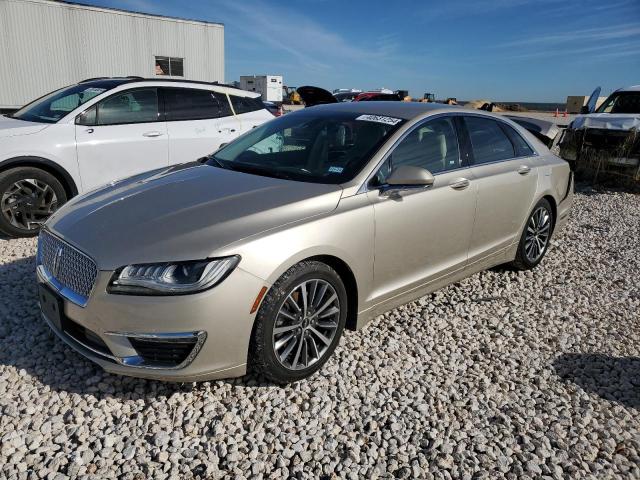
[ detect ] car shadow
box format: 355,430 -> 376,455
553,353 -> 640,409
0,255 -> 280,400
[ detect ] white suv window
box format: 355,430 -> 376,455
96,89 -> 160,126
163,88 -> 232,121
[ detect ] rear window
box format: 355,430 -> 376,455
465,117 -> 515,164
163,88 -> 232,121
500,123 -> 534,157
230,95 -> 265,114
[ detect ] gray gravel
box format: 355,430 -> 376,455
1,185 -> 639,479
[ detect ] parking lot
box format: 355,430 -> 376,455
1,185 -> 639,479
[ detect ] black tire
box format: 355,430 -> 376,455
249,261 -> 348,384
0,167 -> 67,238
509,198 -> 554,270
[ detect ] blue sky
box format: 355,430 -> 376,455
80,0 -> 639,102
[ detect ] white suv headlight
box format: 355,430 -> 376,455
108,256 -> 239,295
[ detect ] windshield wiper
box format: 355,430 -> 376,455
203,155 -> 225,168
226,162 -> 294,181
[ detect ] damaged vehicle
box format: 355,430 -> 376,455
505,115 -> 562,152
560,85 -> 640,169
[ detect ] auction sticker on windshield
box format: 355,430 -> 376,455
355,114 -> 402,126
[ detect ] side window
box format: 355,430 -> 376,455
76,105 -> 97,126
464,117 -> 515,164
96,89 -> 159,125
371,117 -> 460,186
501,123 -> 534,157
164,88 -> 232,121
230,95 -> 264,114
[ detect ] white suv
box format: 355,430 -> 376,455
0,78 -> 274,237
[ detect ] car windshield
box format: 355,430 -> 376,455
10,81 -> 123,124
596,92 -> 640,114
208,110 -> 405,184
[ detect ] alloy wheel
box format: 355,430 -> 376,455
272,279 -> 341,371
1,179 -> 58,231
524,206 -> 551,263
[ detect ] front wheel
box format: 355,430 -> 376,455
0,167 -> 67,237
509,198 -> 554,270
249,261 -> 347,383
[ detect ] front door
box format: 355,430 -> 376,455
75,88 -> 168,192
368,116 -> 476,303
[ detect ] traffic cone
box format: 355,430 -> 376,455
554,108 -> 559,118
563,109 -> 568,118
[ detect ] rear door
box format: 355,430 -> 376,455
228,94 -> 275,134
461,115 -> 539,263
75,87 -> 168,192
163,87 -> 241,164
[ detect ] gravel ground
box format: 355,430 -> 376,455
1,186 -> 639,480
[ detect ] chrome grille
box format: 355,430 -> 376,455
38,230 -> 98,299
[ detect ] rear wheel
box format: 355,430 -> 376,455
509,198 -> 554,270
249,261 -> 347,383
0,167 -> 67,237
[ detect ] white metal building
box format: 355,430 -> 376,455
0,0 -> 225,109
240,75 -> 283,103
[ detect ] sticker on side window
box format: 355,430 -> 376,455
328,166 -> 344,173
83,87 -> 106,94
355,114 -> 402,126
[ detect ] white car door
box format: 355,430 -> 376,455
228,94 -> 274,134
75,88 -> 168,192
163,88 -> 241,164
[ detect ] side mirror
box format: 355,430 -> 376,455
380,165 -> 434,196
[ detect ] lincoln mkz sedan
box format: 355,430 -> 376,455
36,102 -> 573,383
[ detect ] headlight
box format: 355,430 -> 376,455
108,256 -> 239,295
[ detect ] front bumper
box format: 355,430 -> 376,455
37,265 -> 267,381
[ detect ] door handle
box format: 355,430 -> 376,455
85,128 -> 94,134
143,131 -> 163,137
449,178 -> 470,190
518,165 -> 531,175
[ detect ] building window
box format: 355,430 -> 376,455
155,56 -> 184,77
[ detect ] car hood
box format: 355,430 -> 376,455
296,86 -> 338,107
572,113 -> 640,131
0,116 -> 49,137
46,163 -> 343,270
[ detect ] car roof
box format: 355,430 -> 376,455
615,85 -> 640,93
305,101 -> 457,120
76,77 -> 258,97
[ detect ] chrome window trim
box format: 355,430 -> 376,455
358,112 -> 467,194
